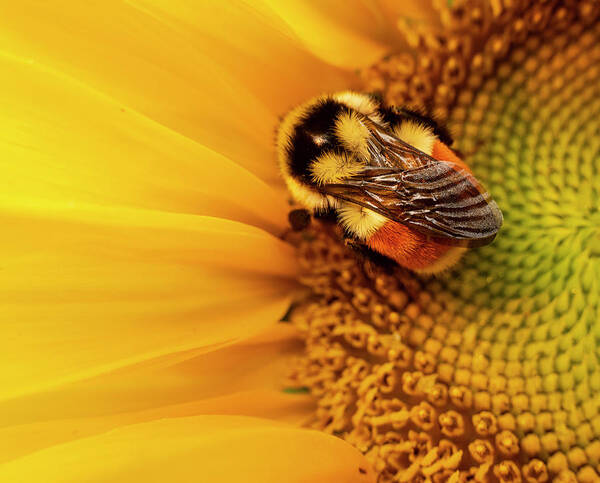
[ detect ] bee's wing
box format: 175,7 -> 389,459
320,161 -> 503,247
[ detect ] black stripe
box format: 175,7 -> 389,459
286,98 -> 349,182
377,106 -> 402,126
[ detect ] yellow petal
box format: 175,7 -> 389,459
0,325 -> 315,463
0,390 -> 316,465
181,389 -> 315,425
0,415 -> 376,483
0,1 -> 371,182
0,53 -> 287,233
261,0 -> 386,68
0,200 -> 297,400
0,324 -> 304,432
375,0 -> 440,28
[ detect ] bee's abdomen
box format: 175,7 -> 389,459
285,98 -> 349,183
367,221 -> 464,274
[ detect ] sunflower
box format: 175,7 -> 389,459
0,0 -> 598,482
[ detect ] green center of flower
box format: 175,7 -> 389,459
443,22 -> 600,435
287,2 -> 600,481
452,24 -> 600,323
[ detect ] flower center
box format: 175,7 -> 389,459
286,1 -> 600,482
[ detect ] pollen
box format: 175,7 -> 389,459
284,1 -> 600,481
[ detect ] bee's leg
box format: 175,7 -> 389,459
287,206 -> 338,232
288,208 -> 311,231
343,238 -> 397,275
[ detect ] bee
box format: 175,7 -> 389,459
277,91 -> 502,274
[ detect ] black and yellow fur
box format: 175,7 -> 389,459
277,91 -> 449,241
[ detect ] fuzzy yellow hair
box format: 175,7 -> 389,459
333,91 -> 383,123
414,247 -> 467,275
393,120 -> 437,155
311,151 -> 364,185
277,95 -> 335,211
334,112 -> 370,160
337,202 -> 387,240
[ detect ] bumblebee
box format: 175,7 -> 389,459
277,92 -> 502,274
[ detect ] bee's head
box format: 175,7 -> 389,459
276,92 -> 383,211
